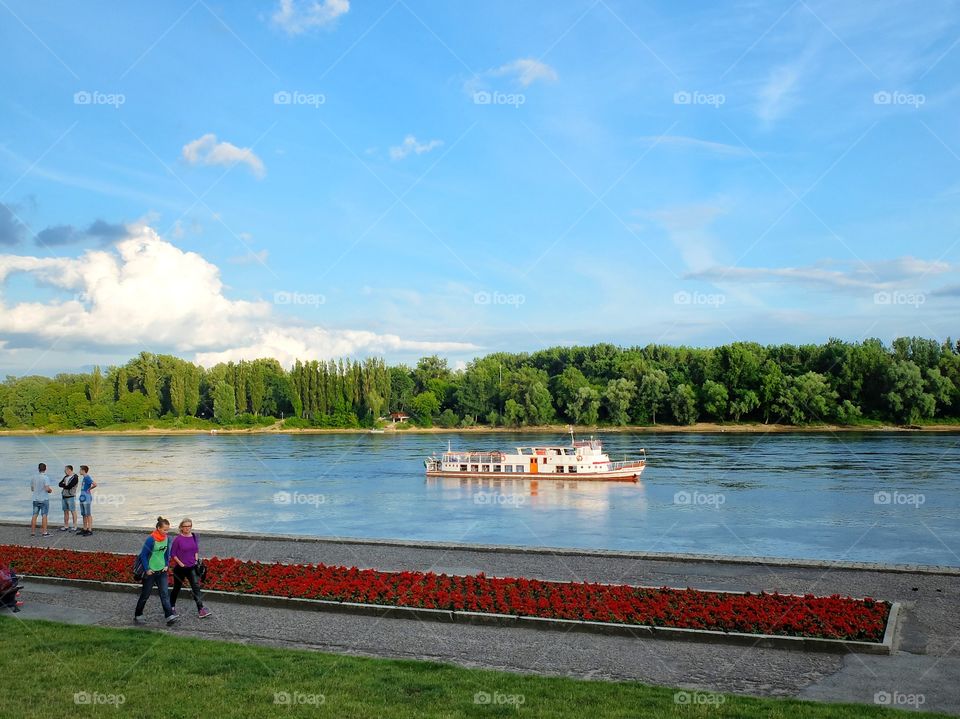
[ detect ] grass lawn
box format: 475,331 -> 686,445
0,616 -> 943,719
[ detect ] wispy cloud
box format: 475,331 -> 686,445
489,58 -> 558,87
639,135 -> 752,157
688,257 -> 953,290
271,0 -> 349,35
389,135 -> 443,161
0,203 -> 29,246
182,133 -> 266,179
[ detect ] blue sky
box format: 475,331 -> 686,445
1,0 -> 959,375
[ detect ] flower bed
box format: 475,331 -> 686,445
0,544 -> 890,642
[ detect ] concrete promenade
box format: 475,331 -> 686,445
2,522 -> 957,715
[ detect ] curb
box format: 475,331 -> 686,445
22,575 -> 897,655
2,522 -> 956,576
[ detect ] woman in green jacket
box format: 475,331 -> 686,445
133,516 -> 178,625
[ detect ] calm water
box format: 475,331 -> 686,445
2,432 -> 958,565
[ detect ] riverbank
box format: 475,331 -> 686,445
3,421 -> 960,436
3,524 -> 958,715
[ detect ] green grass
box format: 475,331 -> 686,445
0,617 -> 944,719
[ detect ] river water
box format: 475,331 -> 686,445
2,431 -> 957,565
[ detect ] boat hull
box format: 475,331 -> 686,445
425,464 -> 644,482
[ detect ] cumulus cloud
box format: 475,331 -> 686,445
0,224 -> 476,364
0,203 -> 29,246
389,135 -> 444,161
271,0 -> 349,35
489,58 -> 558,87
182,134 -> 266,179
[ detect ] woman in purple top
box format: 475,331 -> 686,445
169,518 -> 212,618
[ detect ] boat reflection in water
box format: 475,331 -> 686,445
425,475 -> 647,515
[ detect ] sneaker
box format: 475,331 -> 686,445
59,526 -> 69,532
166,613 -> 180,626
41,532 -> 51,537
134,616 -> 146,625
198,607 -> 212,619
69,527 -> 78,532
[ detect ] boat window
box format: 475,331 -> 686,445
504,465 -> 512,473
564,448 -> 575,455
515,465 -> 523,472
459,464 -> 467,471
471,465 -> 479,472
493,465 -> 501,472
520,448 -> 533,455
569,466 -> 577,473
557,465 -> 564,473
482,465 -> 490,472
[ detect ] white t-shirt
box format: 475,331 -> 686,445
31,473 -> 52,502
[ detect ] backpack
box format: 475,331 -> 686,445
132,555 -> 145,582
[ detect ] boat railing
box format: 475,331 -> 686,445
608,450 -> 646,470
442,452 -> 503,464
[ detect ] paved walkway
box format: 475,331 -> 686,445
2,523 -> 957,715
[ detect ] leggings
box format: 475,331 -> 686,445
170,565 -> 204,610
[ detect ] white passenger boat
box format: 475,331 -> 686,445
424,431 -> 646,482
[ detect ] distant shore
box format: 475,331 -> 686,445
1,421 -> 959,436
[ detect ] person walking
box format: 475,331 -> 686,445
133,517 -> 178,626
169,518 -> 212,619
77,465 -> 97,536
30,463 -> 53,537
58,465 -> 79,532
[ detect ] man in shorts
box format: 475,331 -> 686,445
59,465 -> 79,532
78,465 -> 97,536
30,463 -> 53,537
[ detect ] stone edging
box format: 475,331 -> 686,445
22,575 -> 897,655
2,521 -> 956,576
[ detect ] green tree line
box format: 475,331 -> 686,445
1,338 -> 958,430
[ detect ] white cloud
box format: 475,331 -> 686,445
688,257 -> 953,290
271,0 -> 349,35
0,224 -> 476,364
389,135 -> 443,161
182,133 -> 266,179
644,202 -> 727,273
640,135 -> 752,157
490,58 -> 558,87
